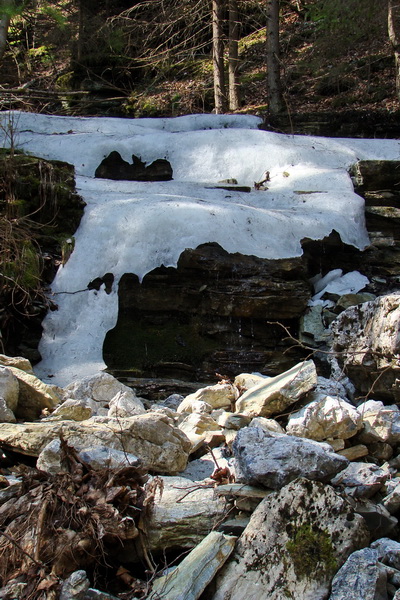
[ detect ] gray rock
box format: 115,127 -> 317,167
65,371 -> 135,404
371,538 -> 400,570
37,440 -> 142,475
143,476 -> 227,553
232,426 -> 348,489
213,478 -> 369,600
328,548 -> 387,600
0,366 -> 19,412
179,447 -> 233,481
60,570 -> 90,600
382,482 -> 400,514
0,397 -> 16,423
330,294 -> 400,402
178,383 -> 237,413
331,463 -> 388,498
354,499 -> 398,540
0,412 -> 191,473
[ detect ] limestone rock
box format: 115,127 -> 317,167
178,412 -> 223,452
0,412 -> 190,473
371,538 -> 400,571
0,354 -> 34,374
233,426 -> 348,489
213,411 -> 251,430
235,360 -> 317,417
8,367 -> 61,420
286,396 -> 362,441
0,397 -> 16,423
144,476 -> 226,553
49,398 -> 95,421
233,373 -> 269,390
0,367 -> 19,412
328,548 -> 387,600
151,531 -> 236,600
213,478 -> 369,600
249,416 -> 285,434
177,383 -> 237,413
382,483 -> 400,514
37,439 -> 142,474
107,390 -> 146,418
330,294 -> 400,401
357,400 -> 400,445
331,463 -> 388,498
65,372 -> 132,403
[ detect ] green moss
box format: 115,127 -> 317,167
286,524 -> 337,580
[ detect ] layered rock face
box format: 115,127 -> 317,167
104,242 -> 312,381
102,160 -> 400,385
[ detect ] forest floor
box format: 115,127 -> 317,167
0,4 -> 398,124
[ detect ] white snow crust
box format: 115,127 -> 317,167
1,111 -> 399,386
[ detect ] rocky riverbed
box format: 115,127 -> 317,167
0,291 -> 400,599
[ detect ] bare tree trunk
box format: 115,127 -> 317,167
388,0 -> 400,102
228,0 -> 240,110
212,0 -> 227,113
266,0 -> 283,115
0,0 -> 14,63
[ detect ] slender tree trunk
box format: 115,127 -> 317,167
0,0 -> 14,63
388,0 -> 400,102
228,0 -> 240,110
212,0 -> 227,113
266,0 -> 283,115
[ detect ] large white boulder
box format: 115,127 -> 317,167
330,294 -> 400,401
0,412 -> 191,473
286,396 -> 362,441
213,478 -> 369,600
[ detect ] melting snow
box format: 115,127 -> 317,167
1,111 -> 400,386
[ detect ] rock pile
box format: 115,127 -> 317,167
0,293 -> 400,599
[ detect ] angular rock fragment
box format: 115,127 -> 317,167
151,531 -> 236,600
0,366 -> 19,413
371,538 -> 400,571
330,294 -> 400,401
142,476 -> 226,554
357,400 -> 400,445
8,367 -> 61,420
328,548 -> 387,600
233,426 -> 348,489
178,382 -> 237,413
330,462 -> 388,498
286,395 -> 362,441
235,360 -> 317,417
